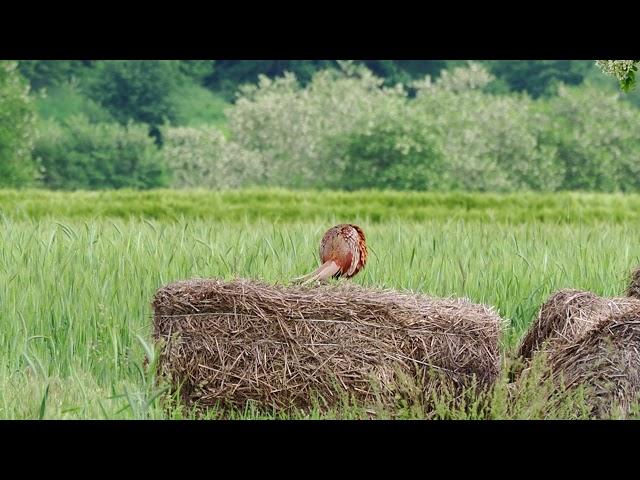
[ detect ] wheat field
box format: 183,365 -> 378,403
2,189 -> 639,419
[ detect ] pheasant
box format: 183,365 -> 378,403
293,224 -> 368,284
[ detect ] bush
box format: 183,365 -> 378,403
34,116 -> 168,190
412,64 -> 564,192
228,62 -> 406,188
338,64 -> 562,191
0,61 -> 38,187
596,60 -> 639,93
224,62 -> 640,193
24,62 -> 640,193
545,84 -> 640,192
162,126 -> 264,188
332,109 -> 447,190
224,62 -> 569,192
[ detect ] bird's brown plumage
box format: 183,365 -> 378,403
294,224 -> 368,284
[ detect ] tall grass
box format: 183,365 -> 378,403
1,190 -> 639,418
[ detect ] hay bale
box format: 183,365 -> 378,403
627,266 -> 640,300
548,307 -> 640,418
151,278 -> 503,413
516,289 -> 640,363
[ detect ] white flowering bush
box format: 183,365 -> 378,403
225,62 -> 568,191
162,62 -> 640,192
596,60 -> 639,92
162,126 -> 265,188
412,63 -> 564,191
227,62 -> 406,187
544,83 -> 640,191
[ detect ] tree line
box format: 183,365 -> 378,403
1,60 -> 639,191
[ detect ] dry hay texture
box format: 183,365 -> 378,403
627,266 -> 640,300
151,278 -> 504,413
516,289 -> 640,363
513,269 -> 640,418
548,307 -> 640,418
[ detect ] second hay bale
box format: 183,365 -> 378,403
516,289 -> 640,362
151,278 -> 504,413
514,270 -> 640,417
547,307 -> 640,418
627,266 -> 640,300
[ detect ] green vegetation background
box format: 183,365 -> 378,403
4,59 -> 640,193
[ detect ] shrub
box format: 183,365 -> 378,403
0,61 -> 38,187
34,116 -> 168,190
412,63 -> 564,192
227,62 -> 406,188
162,126 -> 264,188
29,62 -> 633,193
596,60 -> 639,92
225,62 -> 568,192
547,83 -> 640,192
535,84 -> 640,192
331,108 -> 447,191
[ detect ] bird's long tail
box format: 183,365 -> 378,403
292,260 -> 341,285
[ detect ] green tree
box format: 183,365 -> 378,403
485,60 -> 592,97
206,60 -> 448,99
0,61 -> 37,187
86,61 -> 185,127
179,60 -> 215,84
207,60 -> 336,98
362,60 -> 448,87
18,60 -> 92,90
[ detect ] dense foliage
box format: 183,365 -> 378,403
184,62 -> 640,192
485,60 -> 592,97
18,60 -> 91,90
5,59 -> 640,192
162,126 -> 263,188
597,60 -> 639,92
18,60 -> 596,101
34,116 -> 168,190
0,61 -> 38,187
86,60 -> 185,127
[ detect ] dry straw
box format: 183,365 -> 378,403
627,266 -> 640,300
151,278 -> 504,413
516,289 -> 640,363
513,267 -> 640,417
548,307 -> 640,418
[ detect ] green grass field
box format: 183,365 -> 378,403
2,189 -> 640,419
